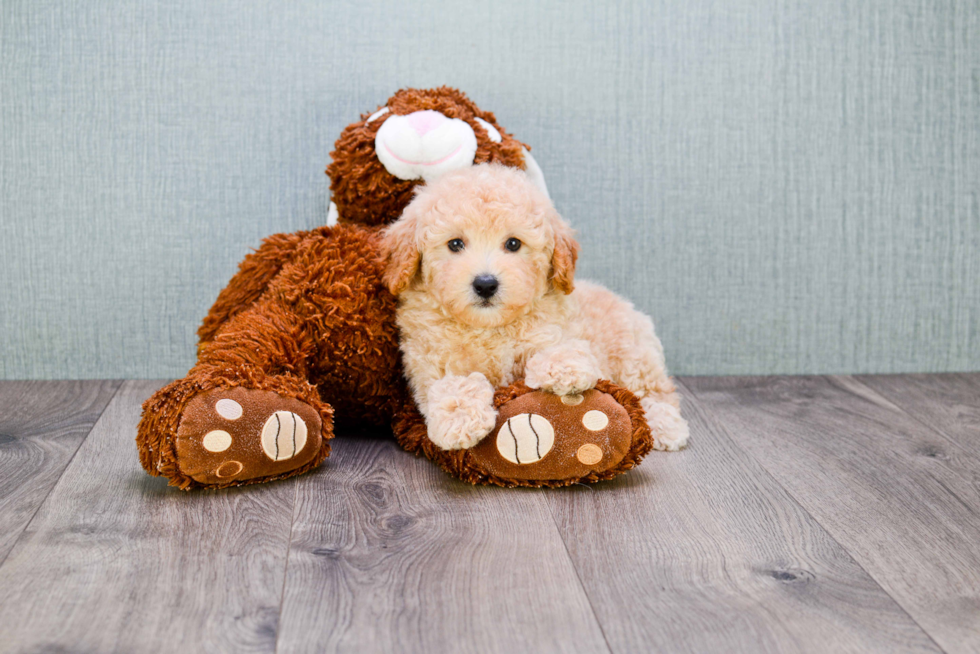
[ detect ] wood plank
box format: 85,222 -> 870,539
545,380 -> 938,653
856,373 -> 980,449
683,375 -> 980,654
0,380 -> 296,654
275,435 -> 610,654
0,379 -> 121,564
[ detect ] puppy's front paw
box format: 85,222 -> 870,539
525,342 -> 601,396
426,373 -> 498,450
641,397 -> 690,451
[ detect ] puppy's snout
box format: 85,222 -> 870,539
472,274 -> 499,299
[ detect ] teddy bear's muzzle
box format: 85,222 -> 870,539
374,109 -> 478,182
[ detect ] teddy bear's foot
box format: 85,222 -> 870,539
468,385 -> 636,483
174,387 -> 326,486
392,380 -> 654,488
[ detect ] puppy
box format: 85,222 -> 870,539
381,164 -> 689,452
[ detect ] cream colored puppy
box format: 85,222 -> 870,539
381,164 -> 689,453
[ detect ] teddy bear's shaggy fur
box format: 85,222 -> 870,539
383,164 -> 689,454
137,87 -> 658,490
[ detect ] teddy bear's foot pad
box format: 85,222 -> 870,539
175,387 -> 322,485
469,389 -> 633,482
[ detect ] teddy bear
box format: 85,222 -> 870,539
137,87 -> 655,490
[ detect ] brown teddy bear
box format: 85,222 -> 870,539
137,87 -> 654,490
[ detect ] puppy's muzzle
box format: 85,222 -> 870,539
472,274 -> 499,300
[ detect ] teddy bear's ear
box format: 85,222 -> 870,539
521,147 -> 551,200
549,215 -> 579,295
380,211 -> 421,295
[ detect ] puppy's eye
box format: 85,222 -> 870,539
448,238 -> 465,253
504,237 -> 522,252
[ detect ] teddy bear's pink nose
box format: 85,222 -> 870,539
405,110 -> 448,137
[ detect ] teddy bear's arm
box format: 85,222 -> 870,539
196,230 -> 310,351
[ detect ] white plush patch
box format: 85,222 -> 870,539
582,410 -> 609,431
374,110 -> 477,182
326,201 -> 339,226
215,398 -> 242,420
521,147 -> 550,199
473,117 -> 502,143
260,411 -> 308,461
576,443 -> 603,465
496,413 -> 555,464
365,107 -> 389,124
202,430 -> 232,453
561,393 -> 584,406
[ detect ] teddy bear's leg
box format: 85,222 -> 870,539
138,299 -> 334,489
392,380 -> 653,488
195,230 -> 310,351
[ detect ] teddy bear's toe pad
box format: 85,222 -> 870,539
469,389 -> 632,481
176,387 -> 322,485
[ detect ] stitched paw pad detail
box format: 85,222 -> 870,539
260,411 -> 308,461
497,413 -> 555,464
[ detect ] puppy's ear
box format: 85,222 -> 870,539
380,211 -> 421,295
549,216 -> 579,295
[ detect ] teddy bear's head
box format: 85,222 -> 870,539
326,86 -> 548,227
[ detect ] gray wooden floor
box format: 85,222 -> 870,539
0,375 -> 978,653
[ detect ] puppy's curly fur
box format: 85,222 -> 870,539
382,164 -> 690,452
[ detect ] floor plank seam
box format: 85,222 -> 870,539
676,376 -> 950,653
839,375 -> 980,532
847,376 -> 980,466
544,495 -> 616,654
273,480 -> 301,654
0,379 -> 125,572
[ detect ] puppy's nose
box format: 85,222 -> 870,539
472,274 -> 499,299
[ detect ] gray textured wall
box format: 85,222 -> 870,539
1,0 -> 978,379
